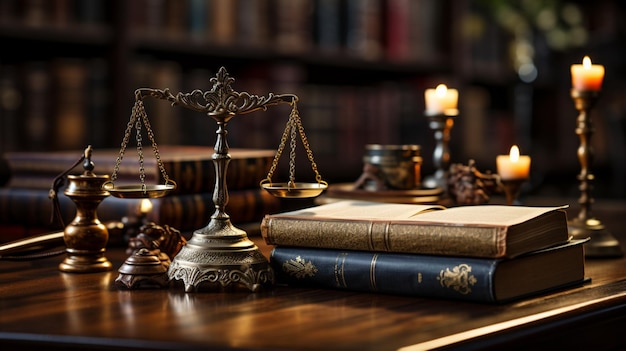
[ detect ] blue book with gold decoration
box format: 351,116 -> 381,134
270,239 -> 588,303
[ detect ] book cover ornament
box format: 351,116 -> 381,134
281,252 -> 479,296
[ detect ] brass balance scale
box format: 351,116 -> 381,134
103,67 -> 327,292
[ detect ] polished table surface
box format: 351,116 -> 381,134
1,198 -> 626,351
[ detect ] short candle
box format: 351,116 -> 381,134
497,145 -> 531,180
424,84 -> 458,115
571,56 -> 604,91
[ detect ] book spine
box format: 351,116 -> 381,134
4,151 -> 274,193
0,187 -> 282,232
270,246 -> 497,302
261,216 -> 504,258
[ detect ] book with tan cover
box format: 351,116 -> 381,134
261,200 -> 571,258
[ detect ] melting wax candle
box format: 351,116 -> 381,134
424,84 -> 458,115
497,145 -> 531,180
571,56 -> 604,91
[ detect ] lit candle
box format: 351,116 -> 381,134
571,56 -> 604,91
424,84 -> 458,115
139,198 -> 153,215
496,145 -> 531,180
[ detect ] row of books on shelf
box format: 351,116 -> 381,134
5,57 -> 492,182
3,146 -> 275,194
261,199 -> 588,303
0,146 -> 284,239
0,0 -> 107,29
131,0 -> 446,63
0,59 -> 111,153
0,186 -> 282,234
0,0 -> 447,63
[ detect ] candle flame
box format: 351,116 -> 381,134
435,84 -> 448,97
139,198 -> 153,214
582,56 -> 592,69
509,145 -> 520,162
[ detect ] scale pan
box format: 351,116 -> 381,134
103,183 -> 176,199
262,182 -> 328,198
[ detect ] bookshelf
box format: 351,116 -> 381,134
0,0 -> 623,198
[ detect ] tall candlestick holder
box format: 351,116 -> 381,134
423,110 -> 457,190
569,89 -> 622,257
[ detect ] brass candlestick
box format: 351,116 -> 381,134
59,146 -> 113,273
423,111 -> 457,190
133,67 -> 301,292
569,89 -> 622,257
500,178 -> 526,206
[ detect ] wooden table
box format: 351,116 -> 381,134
1,200 -> 626,350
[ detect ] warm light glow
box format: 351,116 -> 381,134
497,145 -> 531,180
435,84 -> 448,97
571,56 -> 604,91
139,199 -> 153,214
424,84 -> 458,116
509,145 -> 520,162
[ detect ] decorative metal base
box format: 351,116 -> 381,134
167,218 -> 274,292
569,218 -> 623,258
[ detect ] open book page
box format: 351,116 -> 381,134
409,204 -> 569,225
279,200 -> 445,220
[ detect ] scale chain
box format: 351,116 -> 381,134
139,101 -> 170,184
263,101 -> 323,186
292,103 -> 323,184
111,100 -> 140,182
135,107 -> 145,192
110,98 -> 171,191
264,106 -> 292,182
288,108 -> 297,187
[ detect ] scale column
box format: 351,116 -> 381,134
167,113 -> 274,292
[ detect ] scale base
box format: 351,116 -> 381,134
568,217 -> 623,258
167,218 -> 274,292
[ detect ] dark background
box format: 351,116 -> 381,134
1,0 -> 624,200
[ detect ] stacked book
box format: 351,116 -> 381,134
0,146 -> 282,239
261,200 -> 588,303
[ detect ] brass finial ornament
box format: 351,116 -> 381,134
109,67 -> 326,292
58,145 -> 113,273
